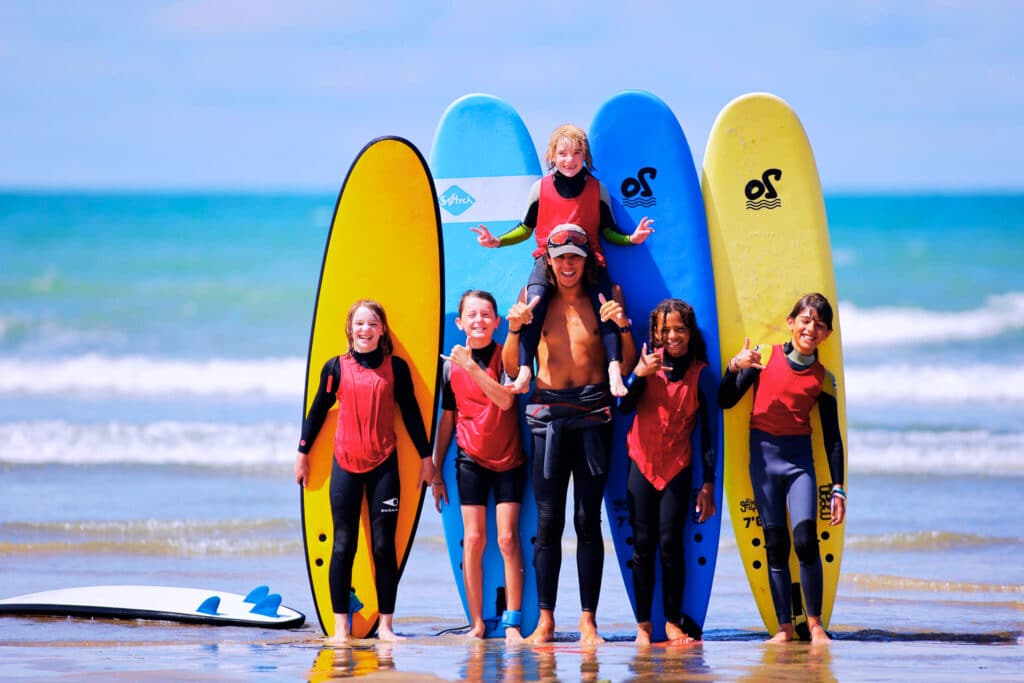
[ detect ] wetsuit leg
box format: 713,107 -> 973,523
786,456 -> 824,619
750,430 -> 794,626
365,452 -> 401,615
518,257 -> 552,368
659,466 -> 692,624
328,459 -> 365,613
627,459 -> 659,623
531,430 -> 573,612
570,426 -> 611,613
586,265 -> 622,363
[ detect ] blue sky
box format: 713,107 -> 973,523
2,1 -> 1021,191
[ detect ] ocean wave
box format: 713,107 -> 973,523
2,420 -> 1023,475
0,420 -> 297,467
850,428 -> 1024,475
1,353 -> 1023,406
845,531 -> 1021,552
0,354 -> 306,398
841,292 -> 1024,348
842,573 -> 1023,595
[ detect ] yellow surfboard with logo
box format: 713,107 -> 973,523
300,136 -> 442,638
702,93 -> 847,637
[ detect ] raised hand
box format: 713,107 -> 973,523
470,224 -> 500,248
634,342 -> 663,378
440,343 -> 474,371
506,295 -> 541,332
628,216 -> 655,245
730,337 -> 764,371
597,293 -> 628,328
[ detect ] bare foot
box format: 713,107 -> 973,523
377,614 -> 405,642
608,361 -> 627,397
526,611 -> 555,645
808,622 -> 832,645
325,631 -> 350,646
466,621 -> 486,639
665,621 -> 685,641
512,365 -> 532,394
377,627 -> 405,642
326,613 -> 351,645
768,623 -> 795,643
579,613 -> 605,645
505,627 -> 525,644
634,622 -> 652,646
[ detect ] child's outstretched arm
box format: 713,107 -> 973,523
470,223 -> 534,248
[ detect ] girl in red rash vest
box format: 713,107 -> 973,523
470,124 -> 655,399
718,292 -> 846,645
619,298 -> 718,646
431,290 -> 527,642
294,299 -> 433,645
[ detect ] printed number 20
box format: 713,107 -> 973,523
745,168 -> 782,200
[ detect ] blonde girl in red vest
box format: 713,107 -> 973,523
431,290 -> 527,642
718,292 -> 846,645
619,298 -> 718,646
471,124 -> 654,398
294,299 -> 434,644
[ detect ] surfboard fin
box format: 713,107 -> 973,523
250,593 -> 282,617
244,585 -> 270,604
197,595 -> 221,615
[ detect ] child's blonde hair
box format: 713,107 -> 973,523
545,124 -> 594,172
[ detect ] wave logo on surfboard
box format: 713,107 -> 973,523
745,168 -> 783,210
438,185 -> 476,216
620,166 -> 658,208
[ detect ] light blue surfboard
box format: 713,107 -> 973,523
589,90 -> 724,641
429,93 -> 541,638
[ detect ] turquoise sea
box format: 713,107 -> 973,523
1,191 -> 1022,680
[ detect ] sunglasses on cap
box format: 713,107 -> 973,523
548,228 -> 589,247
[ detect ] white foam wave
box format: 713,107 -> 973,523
2,419 -> 1022,476
0,420 -> 296,467
841,292 -> 1024,349
846,362 -> 1024,403
850,428 -> 1024,475
0,354 -> 306,399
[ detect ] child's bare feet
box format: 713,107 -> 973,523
634,622 -> 652,646
768,623 -> 795,643
526,610 -> 555,645
579,613 -> 605,645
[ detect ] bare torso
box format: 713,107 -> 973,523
534,288 -> 608,390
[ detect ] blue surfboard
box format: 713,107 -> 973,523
589,90 -> 724,641
428,93 -> 541,638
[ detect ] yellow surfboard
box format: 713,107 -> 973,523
300,136 -> 442,638
702,93 -> 847,637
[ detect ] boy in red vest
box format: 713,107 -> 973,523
431,290 -> 527,642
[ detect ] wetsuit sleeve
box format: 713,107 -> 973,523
698,367 -> 717,485
818,369 -> 845,487
440,360 -> 455,411
497,180 -> 540,246
597,181 -> 632,247
298,357 -> 340,454
618,372 -> 647,414
392,356 -> 432,459
718,365 -> 759,409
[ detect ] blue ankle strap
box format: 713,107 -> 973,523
500,610 -> 522,629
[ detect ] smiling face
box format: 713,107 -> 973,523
456,295 -> 500,349
787,306 -> 832,355
349,305 -> 385,353
553,138 -> 585,178
657,310 -> 691,358
547,252 -> 586,289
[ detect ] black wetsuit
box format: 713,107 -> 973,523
298,348 -> 430,615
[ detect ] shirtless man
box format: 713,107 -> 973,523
503,223 -> 636,645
